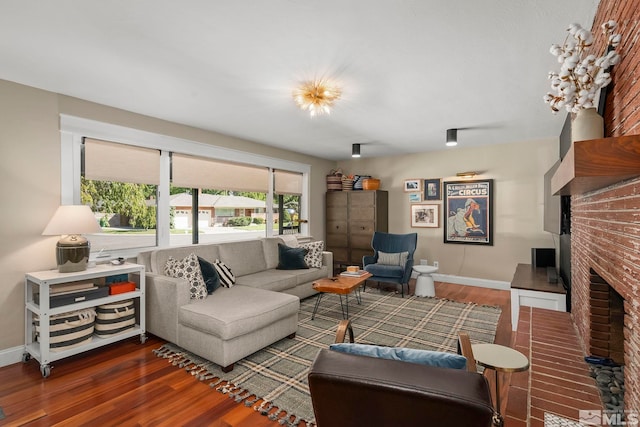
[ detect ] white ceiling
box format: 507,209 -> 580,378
0,0 -> 599,160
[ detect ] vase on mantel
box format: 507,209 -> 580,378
571,108 -> 604,142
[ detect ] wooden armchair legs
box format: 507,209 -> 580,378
457,331 -> 478,373
334,319 -> 355,343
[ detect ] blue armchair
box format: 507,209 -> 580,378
362,232 -> 418,297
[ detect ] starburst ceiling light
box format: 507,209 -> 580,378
293,79 -> 342,117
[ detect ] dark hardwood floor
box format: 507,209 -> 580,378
0,282 -> 512,427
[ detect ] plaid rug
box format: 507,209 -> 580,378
154,289 -> 502,426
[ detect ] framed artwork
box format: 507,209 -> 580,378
423,178 -> 442,200
411,204 -> 439,228
443,179 -> 493,245
404,179 -> 422,192
408,193 -> 422,203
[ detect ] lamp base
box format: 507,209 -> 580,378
56,237 -> 90,273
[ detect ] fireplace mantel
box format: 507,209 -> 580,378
551,134 -> 640,195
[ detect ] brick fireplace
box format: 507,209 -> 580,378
572,180 -> 640,414
568,0 -> 640,415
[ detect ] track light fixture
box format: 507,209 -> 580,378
352,143 -> 361,158
446,128 -> 458,147
456,171 -> 478,179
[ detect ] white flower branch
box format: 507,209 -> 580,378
544,20 -> 622,114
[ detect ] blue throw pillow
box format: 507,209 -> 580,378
329,343 -> 467,370
197,256 -> 220,294
276,243 -> 309,270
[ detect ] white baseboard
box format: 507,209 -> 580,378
432,273 -> 511,291
0,345 -> 25,368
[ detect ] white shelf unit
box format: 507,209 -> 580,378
24,262 -> 146,377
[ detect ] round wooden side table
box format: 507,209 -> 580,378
471,343 -> 529,426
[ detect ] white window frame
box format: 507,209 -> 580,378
60,115 -> 310,258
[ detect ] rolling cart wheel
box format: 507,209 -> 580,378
40,364 -> 51,378
22,352 -> 31,363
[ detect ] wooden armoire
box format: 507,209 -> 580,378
325,190 -> 388,268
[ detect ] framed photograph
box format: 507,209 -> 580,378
443,179 -> 493,245
404,179 -> 422,192
408,193 -> 422,203
411,204 -> 440,228
423,178 -> 442,200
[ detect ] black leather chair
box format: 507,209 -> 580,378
308,321 -> 499,427
308,349 -> 496,427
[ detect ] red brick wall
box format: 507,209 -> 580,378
571,1 -> 640,414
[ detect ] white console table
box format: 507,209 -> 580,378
510,263 -> 566,331
24,263 -> 146,377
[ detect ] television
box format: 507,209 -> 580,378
543,160 -> 561,234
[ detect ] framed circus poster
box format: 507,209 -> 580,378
443,179 -> 493,245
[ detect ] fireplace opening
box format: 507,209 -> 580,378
588,269 -> 625,363
588,269 -> 626,417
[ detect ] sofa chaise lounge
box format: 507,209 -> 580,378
137,237 -> 332,371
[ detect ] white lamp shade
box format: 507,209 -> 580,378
42,205 -> 102,236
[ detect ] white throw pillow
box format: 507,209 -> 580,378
300,240 -> 324,268
164,253 -> 208,300
377,251 -> 409,266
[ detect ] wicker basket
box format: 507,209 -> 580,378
341,177 -> 354,191
362,178 -> 380,190
326,174 -> 343,191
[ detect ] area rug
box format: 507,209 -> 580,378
153,289 -> 502,426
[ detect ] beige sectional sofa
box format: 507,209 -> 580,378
137,237 -> 332,371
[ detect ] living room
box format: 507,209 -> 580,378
1,0 -> 639,426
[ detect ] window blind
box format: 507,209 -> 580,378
274,170 -> 303,195
84,138 -> 160,185
172,154 -> 269,192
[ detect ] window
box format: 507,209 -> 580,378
60,115 -> 310,258
82,138 -> 160,253
274,170 -> 303,235
171,154 -> 270,244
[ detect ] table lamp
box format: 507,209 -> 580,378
42,205 -> 102,272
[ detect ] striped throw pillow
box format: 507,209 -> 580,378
213,259 -> 236,288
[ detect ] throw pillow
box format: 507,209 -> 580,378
377,251 -> 400,265
197,256 -> 220,294
276,243 -> 309,270
300,240 -> 324,268
377,250 -> 409,266
213,259 -> 236,288
329,343 -> 467,370
164,253 -> 208,300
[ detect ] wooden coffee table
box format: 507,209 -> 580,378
311,272 -> 372,320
